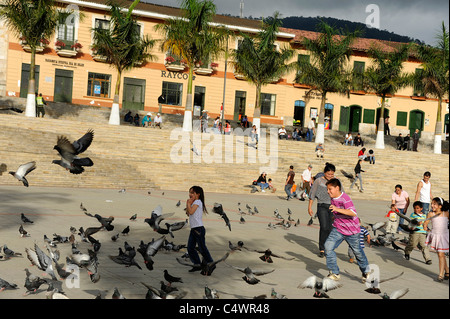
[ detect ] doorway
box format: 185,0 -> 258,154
324,103 -> 334,130
409,109 -> 424,137
234,91 -> 246,121
123,77 -> 146,110
349,105 -> 362,132
54,69 -> 73,103
293,100 -> 305,127
194,86 -> 206,112
20,63 -> 40,98
376,107 -> 390,130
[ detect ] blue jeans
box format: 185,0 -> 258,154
350,173 -> 363,190
285,184 -> 293,198
324,228 -> 369,275
307,129 -> 314,142
397,208 -> 405,232
187,226 -> 213,265
421,202 -> 430,214
257,182 -> 269,191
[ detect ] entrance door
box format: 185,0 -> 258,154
409,110 -> 424,136
194,86 -> 206,112
123,77 -> 145,110
234,91 -> 246,121
20,63 -> 40,98
54,69 -> 73,102
376,107 -> 390,130
339,106 -> 349,132
294,100 -> 305,127
349,105 -> 362,132
324,103 -> 334,130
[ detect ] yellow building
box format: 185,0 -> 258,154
1,0 -> 448,140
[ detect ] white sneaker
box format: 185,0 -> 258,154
327,272 -> 341,281
261,190 -> 265,192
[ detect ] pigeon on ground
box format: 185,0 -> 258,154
24,268 -> 48,295
52,129 -> 94,174
141,282 -> 187,299
307,217 -> 314,226
109,247 -> 141,270
0,277 -> 18,291
21,213 -> 34,224
163,270 -> 183,285
87,235 -> 101,252
225,263 -> 275,285
129,213 -> 137,221
2,244 -> 22,258
119,188 -> 126,193
298,275 -> 342,298
19,224 -> 30,237
271,288 -> 287,299
112,287 -> 126,299
176,252 -> 230,276
379,288 -> 409,299
121,226 -> 130,235
229,241 -> 242,251
176,200 -> 181,207
212,203 -> 231,231
242,247 -> 295,263
9,161 -> 36,187
111,233 -> 120,242
204,285 -> 219,299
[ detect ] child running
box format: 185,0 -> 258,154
424,197 -> 449,282
186,185 -> 215,275
404,201 -> 432,264
324,178 -> 370,282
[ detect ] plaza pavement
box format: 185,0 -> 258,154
0,184 -> 448,300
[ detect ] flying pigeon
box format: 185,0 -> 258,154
9,161 -> 36,187
344,269 -> 404,294
243,247 -> 295,263
111,233 -> 120,242
137,236 -> 166,271
109,247 -> 141,270
366,221 -> 387,235
212,203 -> 231,231
52,129 -> 94,174
225,263 -> 275,285
83,207 -> 115,231
144,205 -> 175,235
176,252 -> 230,276
298,275 -> 342,298
190,139 -> 200,156
379,288 -> 409,299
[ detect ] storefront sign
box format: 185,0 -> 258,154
45,58 -> 85,68
161,70 -> 196,81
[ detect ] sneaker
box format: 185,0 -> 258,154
349,258 -> 355,263
361,272 -> 369,283
426,260 -> 432,265
318,251 -> 325,258
404,254 -> 410,260
189,265 -> 202,272
327,272 -> 341,281
261,190 -> 265,193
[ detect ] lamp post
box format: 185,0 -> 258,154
221,37 -> 229,134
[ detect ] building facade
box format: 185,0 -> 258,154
1,0 -> 448,139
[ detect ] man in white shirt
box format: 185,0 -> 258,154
300,164 -> 313,200
307,118 -> 316,142
278,126 -> 287,139
154,113 -> 162,129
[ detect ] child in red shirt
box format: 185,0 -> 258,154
385,204 -> 399,234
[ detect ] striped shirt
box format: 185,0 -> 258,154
358,226 -> 370,248
331,192 -> 360,235
409,211 -> 427,234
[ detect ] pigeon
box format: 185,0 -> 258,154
229,241 -> 242,251
253,206 -> 260,214
109,246 -> 141,270
271,288 -> 287,299
85,249 -> 100,283
367,221 -> 387,235
141,282 -> 187,299
52,129 -> 94,174
46,287 -> 69,299
190,139 -> 200,156
0,277 -> 18,291
344,269 -> 404,294
111,233 -> 120,242
340,169 -> 355,181
243,247 -> 295,263
379,288 -> 409,299
24,268 -> 48,295
204,285 -> 219,299
250,185 -> 259,193
164,219 -> 188,238
212,203 -> 231,231
163,270 -> 183,285
0,163 -> 7,175
225,263 -> 275,285
21,213 -> 34,224
54,262 -> 74,280
19,224 -> 30,237
240,215 -> 246,224
119,188 -> 126,193
392,241 -> 405,251
144,206 -> 175,235
121,226 -> 130,235
2,244 -> 22,258
112,287 -> 126,299
307,217 -> 314,226
176,200 -> 181,207
298,275 -> 342,298
9,161 -> 36,187
83,209 -> 115,231
176,252 -> 230,276
87,235 -> 101,252
33,244 -> 57,280
84,226 -> 104,237
129,213 -> 137,221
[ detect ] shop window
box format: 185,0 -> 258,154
363,109 -> 375,124
260,93 -> 276,116
162,81 -> 183,106
87,72 -> 111,98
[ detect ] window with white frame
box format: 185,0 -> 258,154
260,93 -> 276,116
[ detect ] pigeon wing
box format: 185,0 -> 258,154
56,136 -> 77,162
298,276 -> 317,289
72,129 -> 94,155
322,277 -> 343,291
16,161 -> 36,177
389,288 -> 409,299
252,268 -> 275,276
395,210 -> 411,223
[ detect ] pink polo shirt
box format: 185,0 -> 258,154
331,192 -> 360,236
391,190 -> 409,209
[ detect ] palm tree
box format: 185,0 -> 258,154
91,0 -> 156,125
364,43 -> 411,149
231,13 -> 294,132
155,0 -> 228,132
0,0 -> 59,117
295,22 -> 359,144
415,22 -> 449,154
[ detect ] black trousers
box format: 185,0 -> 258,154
316,203 -> 332,252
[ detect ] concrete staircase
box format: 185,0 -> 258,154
0,111 -> 448,202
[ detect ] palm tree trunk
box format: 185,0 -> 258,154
182,65 -> 194,132
25,46 -> 36,117
314,94 -> 326,144
375,96 -> 386,149
434,98 -> 443,154
252,83 -> 262,132
109,69 -> 122,125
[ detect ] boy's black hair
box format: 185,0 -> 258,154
424,171 -> 431,177
325,178 -> 341,190
290,165 -> 294,169
395,184 -> 403,189
413,201 -> 423,208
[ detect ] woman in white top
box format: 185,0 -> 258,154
186,186 -> 214,274
415,171 -> 433,214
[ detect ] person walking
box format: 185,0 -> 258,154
308,163 -> 339,257
412,129 -> 420,151
185,186 -> 215,275
415,171 -> 433,214
300,164 -> 313,199
285,165 -> 295,200
350,159 -> 364,192
391,184 -> 410,233
36,93 -> 46,118
307,118 -> 316,142
404,201 -> 432,265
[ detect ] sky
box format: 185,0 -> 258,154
140,0 -> 449,45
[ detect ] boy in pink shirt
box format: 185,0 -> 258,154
324,178 -> 370,282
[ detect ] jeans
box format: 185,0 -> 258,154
307,129 -> 314,142
421,202 -> 430,214
345,140 -> 354,146
187,226 -> 213,265
397,208 -> 405,232
285,184 -> 293,198
324,228 -> 369,275
257,182 -> 269,191
350,173 -> 363,190
316,203 -> 333,252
